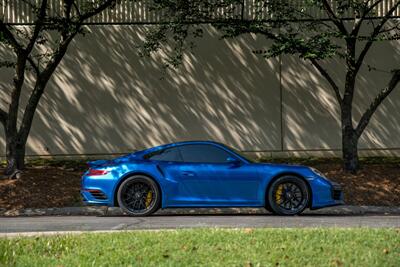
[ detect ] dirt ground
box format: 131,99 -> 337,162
0,167 -> 82,211
0,162 -> 399,211
314,163 -> 400,206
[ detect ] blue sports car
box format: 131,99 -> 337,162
81,141 -> 343,216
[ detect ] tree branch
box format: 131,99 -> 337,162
63,0 -> 73,21
25,0 -> 48,53
351,0 -> 384,37
310,58 -> 343,107
355,69 -> 400,137
320,0 -> 348,37
0,21 -> 23,54
79,0 -> 117,22
0,108 -> 7,126
17,0 -> 119,142
18,31 -> 78,142
72,1 -> 82,17
362,0 -> 384,16
355,1 -> 400,72
27,56 -> 40,75
7,52 -> 30,137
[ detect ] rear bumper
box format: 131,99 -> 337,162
81,173 -> 116,207
81,190 -> 110,206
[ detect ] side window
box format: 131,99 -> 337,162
179,144 -> 233,163
145,147 -> 181,162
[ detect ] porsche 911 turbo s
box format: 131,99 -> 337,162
81,141 -> 343,216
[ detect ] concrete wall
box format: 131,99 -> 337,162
0,25 -> 399,158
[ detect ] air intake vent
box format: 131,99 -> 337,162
86,189 -> 107,200
331,184 -> 343,200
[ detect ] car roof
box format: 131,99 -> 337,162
132,140 -> 253,163
151,140 -> 225,150
133,140 -> 228,156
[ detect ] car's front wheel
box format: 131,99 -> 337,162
267,176 -> 310,215
117,175 -> 160,216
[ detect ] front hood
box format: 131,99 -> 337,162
257,162 -> 315,175
256,162 -> 306,169
256,162 -> 323,180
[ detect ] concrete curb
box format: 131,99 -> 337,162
1,205 -> 400,217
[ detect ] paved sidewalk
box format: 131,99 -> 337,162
1,205 -> 400,217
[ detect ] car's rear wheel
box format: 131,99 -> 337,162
117,175 -> 160,216
268,176 -> 309,215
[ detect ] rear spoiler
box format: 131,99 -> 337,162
87,160 -> 109,168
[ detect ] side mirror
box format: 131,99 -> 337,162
226,156 -> 241,165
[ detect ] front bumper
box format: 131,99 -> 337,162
308,177 -> 344,210
331,182 -> 343,201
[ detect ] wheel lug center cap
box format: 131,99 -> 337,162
135,192 -> 141,198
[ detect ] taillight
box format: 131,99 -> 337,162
87,168 -> 109,176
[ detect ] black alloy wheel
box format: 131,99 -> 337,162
117,175 -> 160,216
268,176 -> 309,215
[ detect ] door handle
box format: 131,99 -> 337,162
181,171 -> 195,177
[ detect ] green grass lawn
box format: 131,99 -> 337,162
1,228 -> 399,266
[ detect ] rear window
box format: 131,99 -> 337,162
144,147 -> 181,162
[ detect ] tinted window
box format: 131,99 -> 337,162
222,144 -> 255,163
145,147 -> 181,162
179,144 -> 233,163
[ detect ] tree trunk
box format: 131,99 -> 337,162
342,125 -> 359,173
5,133 -> 26,175
341,75 -> 359,174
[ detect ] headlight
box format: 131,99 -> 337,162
310,167 -> 328,179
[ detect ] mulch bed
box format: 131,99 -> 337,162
317,163 -> 400,206
0,163 -> 399,211
0,167 -> 82,211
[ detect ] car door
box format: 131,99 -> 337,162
167,144 -> 261,206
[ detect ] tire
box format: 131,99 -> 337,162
264,201 -> 273,213
267,176 -> 310,215
117,175 -> 161,216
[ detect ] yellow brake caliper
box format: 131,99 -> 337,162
275,185 -> 283,204
145,191 -> 153,208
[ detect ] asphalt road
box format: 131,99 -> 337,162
0,215 -> 399,235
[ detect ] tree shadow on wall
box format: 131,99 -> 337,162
0,25 -> 399,157
1,25 -> 281,156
